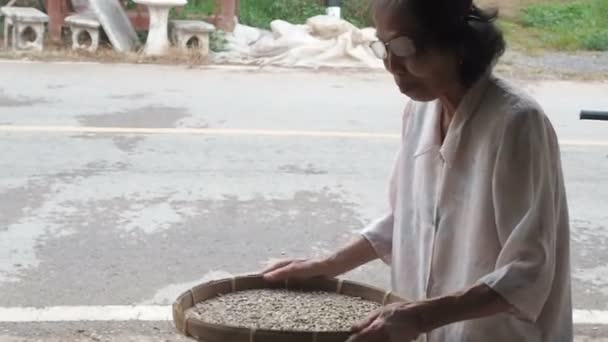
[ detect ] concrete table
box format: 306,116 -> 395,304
133,0 -> 187,55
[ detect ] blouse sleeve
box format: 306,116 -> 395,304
478,106 -> 563,322
360,152 -> 400,265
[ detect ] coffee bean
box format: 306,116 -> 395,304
187,289 -> 381,332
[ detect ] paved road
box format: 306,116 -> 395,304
0,61 -> 607,340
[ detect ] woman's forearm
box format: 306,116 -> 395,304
322,236 -> 379,277
418,284 -> 512,333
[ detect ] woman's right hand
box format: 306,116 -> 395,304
262,258 -> 334,282
262,237 -> 379,283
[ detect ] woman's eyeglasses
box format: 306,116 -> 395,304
370,36 -> 416,59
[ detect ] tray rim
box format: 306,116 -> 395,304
173,274 -> 405,341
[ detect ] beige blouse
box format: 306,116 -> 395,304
361,74 -> 573,341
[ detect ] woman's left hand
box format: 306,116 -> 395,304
347,301 -> 427,342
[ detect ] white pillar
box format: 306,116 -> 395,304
134,0 -> 187,56
144,5 -> 172,55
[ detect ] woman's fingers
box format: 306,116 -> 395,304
261,259 -> 294,274
264,261 -> 309,281
263,263 -> 295,281
351,309 -> 381,332
346,321 -> 387,342
263,259 -> 327,282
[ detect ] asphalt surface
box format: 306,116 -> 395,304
0,61 -> 607,340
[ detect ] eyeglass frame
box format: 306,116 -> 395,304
369,35 -> 418,60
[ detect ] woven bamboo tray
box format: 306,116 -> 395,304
173,274 -> 405,342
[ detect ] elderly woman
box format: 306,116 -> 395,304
263,0 -> 572,341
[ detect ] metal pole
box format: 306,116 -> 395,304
580,110 -> 608,121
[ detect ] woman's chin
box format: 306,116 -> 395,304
399,86 -> 436,102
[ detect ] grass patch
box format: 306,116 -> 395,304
174,0 -> 373,29
171,0 -> 215,19
498,19 -> 547,54
240,0 -> 373,28
519,0 -> 608,51
239,0 -> 325,28
342,0 -> 374,28
169,0 -> 607,52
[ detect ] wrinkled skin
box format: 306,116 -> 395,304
347,302 -> 426,342
374,0 -> 464,103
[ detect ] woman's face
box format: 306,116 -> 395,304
373,2 -> 461,101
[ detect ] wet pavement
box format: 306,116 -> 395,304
0,61 -> 607,340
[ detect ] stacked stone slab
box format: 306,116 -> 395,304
170,19 -> 215,56
1,6 -> 48,51
65,13 -> 101,52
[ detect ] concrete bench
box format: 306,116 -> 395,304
1,6 -> 48,51
170,20 -> 215,56
64,13 -> 101,52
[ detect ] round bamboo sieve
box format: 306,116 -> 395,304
173,274 -> 405,342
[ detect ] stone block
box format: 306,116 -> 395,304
1,6 -> 48,52
65,13 -> 101,52
170,19 -> 215,56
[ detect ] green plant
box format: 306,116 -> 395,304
342,0 -> 374,28
239,0 -> 324,28
498,19 -> 545,53
210,29 -> 229,52
237,0 -> 373,28
582,31 -> 608,51
136,30 -> 148,42
520,0 -> 608,51
522,2 -> 585,27
169,0 -> 375,29
124,0 -> 138,10
182,0 -> 215,18
0,0 -> 39,6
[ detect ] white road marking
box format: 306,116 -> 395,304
0,306 -> 171,322
1,125 -> 608,146
575,309 -> 608,325
560,140 -> 608,147
0,125 -> 400,140
0,306 -> 606,324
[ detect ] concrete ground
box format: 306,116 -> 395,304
0,61 -> 607,340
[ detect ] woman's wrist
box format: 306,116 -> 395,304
322,237 -> 378,277
318,255 -> 342,277
414,295 -> 459,333
416,284 -> 512,333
